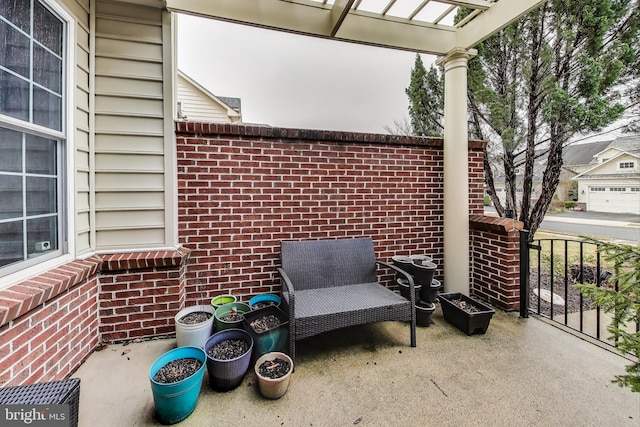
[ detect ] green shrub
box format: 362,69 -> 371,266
483,195 -> 491,206
575,239 -> 640,393
564,201 -> 577,209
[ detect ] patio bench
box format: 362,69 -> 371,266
277,237 -> 416,362
0,378 -> 80,427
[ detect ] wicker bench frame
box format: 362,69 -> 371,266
277,237 -> 417,362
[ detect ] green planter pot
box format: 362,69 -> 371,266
211,294 -> 237,310
214,302 -> 251,331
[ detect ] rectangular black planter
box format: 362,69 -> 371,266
438,293 -> 495,335
242,305 -> 289,360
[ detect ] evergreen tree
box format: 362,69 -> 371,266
405,0 -> 639,239
406,55 -> 444,137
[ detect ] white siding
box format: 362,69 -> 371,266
177,75 -> 237,123
94,0 -> 169,250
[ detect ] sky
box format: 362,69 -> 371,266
176,13 -> 434,134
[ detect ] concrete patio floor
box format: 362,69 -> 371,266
72,307 -> 640,426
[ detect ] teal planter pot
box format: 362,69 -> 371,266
149,346 -> 206,425
243,305 -> 289,361
214,302 -> 251,331
249,293 -> 281,310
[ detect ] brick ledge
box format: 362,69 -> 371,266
470,215 -> 524,235
0,248 -> 191,327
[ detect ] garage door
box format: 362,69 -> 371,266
588,186 -> 640,214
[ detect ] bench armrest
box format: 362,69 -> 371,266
376,260 -> 416,305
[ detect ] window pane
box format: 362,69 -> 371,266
0,0 -> 30,33
0,127 -> 22,173
33,44 -> 62,93
33,86 -> 61,130
0,220 -> 24,268
0,19 -> 30,78
34,1 -> 63,56
26,134 -> 56,175
0,175 -> 23,220
27,216 -> 57,258
26,176 -> 57,215
0,69 -> 29,121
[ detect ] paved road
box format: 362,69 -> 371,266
539,218 -> 639,244
484,207 -> 640,245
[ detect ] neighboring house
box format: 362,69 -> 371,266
176,70 -> 241,123
488,137 -> 639,214
572,135 -> 640,215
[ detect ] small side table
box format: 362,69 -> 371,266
0,378 -> 80,427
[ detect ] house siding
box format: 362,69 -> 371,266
93,0 -> 168,250
176,75 -> 236,123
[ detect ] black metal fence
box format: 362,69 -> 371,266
519,231 -> 637,348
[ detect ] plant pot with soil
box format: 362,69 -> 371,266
214,302 -> 251,331
249,293 -> 281,310
174,305 -> 215,348
243,305 -> 289,361
411,259 -> 437,287
254,351 -> 293,399
149,346 -> 206,425
415,300 -> 436,327
204,328 -> 254,391
419,278 -> 442,304
211,294 -> 237,310
438,292 -> 495,335
391,255 -> 414,281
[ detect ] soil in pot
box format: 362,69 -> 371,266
257,357 -> 291,379
152,358 -> 203,384
450,298 -> 483,313
250,314 -> 282,333
178,312 -> 212,324
252,301 -> 276,310
218,308 -> 245,323
207,339 -> 250,360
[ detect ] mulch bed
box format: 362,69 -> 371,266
153,358 -> 202,383
528,264 -> 612,317
178,311 -> 212,324
257,357 -> 290,379
250,314 -> 282,333
207,339 -> 250,360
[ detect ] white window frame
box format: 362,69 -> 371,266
0,0 -> 75,288
618,161 -> 635,170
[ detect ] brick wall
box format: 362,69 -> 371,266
0,258 -> 101,387
0,249 -> 190,387
176,122 -> 486,303
469,215 -> 524,311
98,249 -> 190,342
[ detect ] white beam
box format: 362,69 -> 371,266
330,0 -> 356,37
457,0 -> 547,49
166,0 -> 457,55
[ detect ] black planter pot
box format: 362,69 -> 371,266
397,277 -> 421,301
438,293 -> 495,335
411,260 -> 436,287
391,255 -> 414,281
415,301 -> 436,327
418,278 -> 441,304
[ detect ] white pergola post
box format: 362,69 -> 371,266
436,48 -> 476,295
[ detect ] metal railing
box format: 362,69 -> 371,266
519,231 -> 637,348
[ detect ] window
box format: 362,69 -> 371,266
619,161 -> 635,169
0,0 -> 66,276
631,187 -> 640,192
610,187 -> 626,192
590,187 -> 605,192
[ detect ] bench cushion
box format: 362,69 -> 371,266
288,283 -> 412,340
